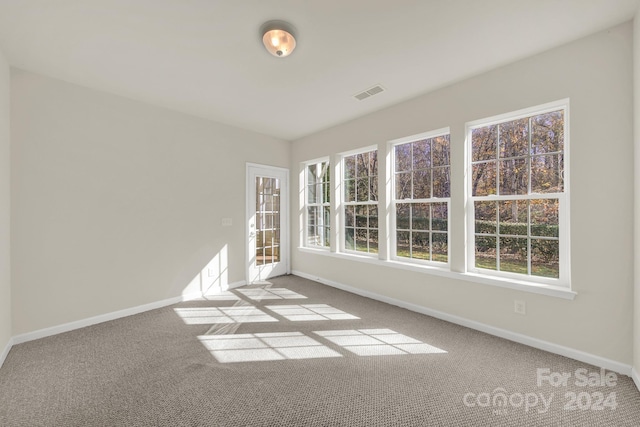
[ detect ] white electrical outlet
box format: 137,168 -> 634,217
514,300 -> 526,315
221,218 -> 232,227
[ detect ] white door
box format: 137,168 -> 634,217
247,164 -> 289,283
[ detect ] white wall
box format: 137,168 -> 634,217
0,50 -> 10,356
292,23 -> 634,365
11,70 -> 290,335
634,8 -> 640,385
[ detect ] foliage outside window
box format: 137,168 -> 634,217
393,132 -> 450,263
469,105 -> 566,282
343,150 -> 378,254
306,160 -> 331,248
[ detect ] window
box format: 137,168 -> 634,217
468,102 -> 568,285
298,100 -> 571,296
305,160 -> 331,248
343,149 -> 378,254
392,131 -> 450,263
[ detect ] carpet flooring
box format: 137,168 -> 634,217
0,274 -> 639,426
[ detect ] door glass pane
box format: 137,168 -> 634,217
256,177 -> 281,266
256,231 -> 265,266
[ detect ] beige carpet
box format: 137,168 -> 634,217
1,275 -> 638,426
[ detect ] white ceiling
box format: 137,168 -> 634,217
0,0 -> 638,141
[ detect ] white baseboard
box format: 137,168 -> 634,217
292,270 -> 633,377
632,368 -> 640,392
12,295 -> 185,345
0,337 -> 13,368
11,280 -> 246,346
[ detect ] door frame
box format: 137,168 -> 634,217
246,163 -> 290,284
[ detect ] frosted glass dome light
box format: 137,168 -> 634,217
261,21 -> 297,58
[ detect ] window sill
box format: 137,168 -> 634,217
296,247 -> 576,300
459,272 -> 576,300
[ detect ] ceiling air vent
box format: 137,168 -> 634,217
353,85 -> 385,101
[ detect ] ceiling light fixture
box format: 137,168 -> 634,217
260,20 -> 297,58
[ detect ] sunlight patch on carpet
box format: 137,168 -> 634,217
199,291 -> 242,301
236,288 -> 307,300
265,304 -> 359,321
198,332 -> 343,363
174,306 -> 278,325
314,329 -> 447,356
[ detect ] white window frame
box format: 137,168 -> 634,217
389,128 -> 451,267
303,158 -> 331,249
465,99 -> 571,288
340,146 -> 379,256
